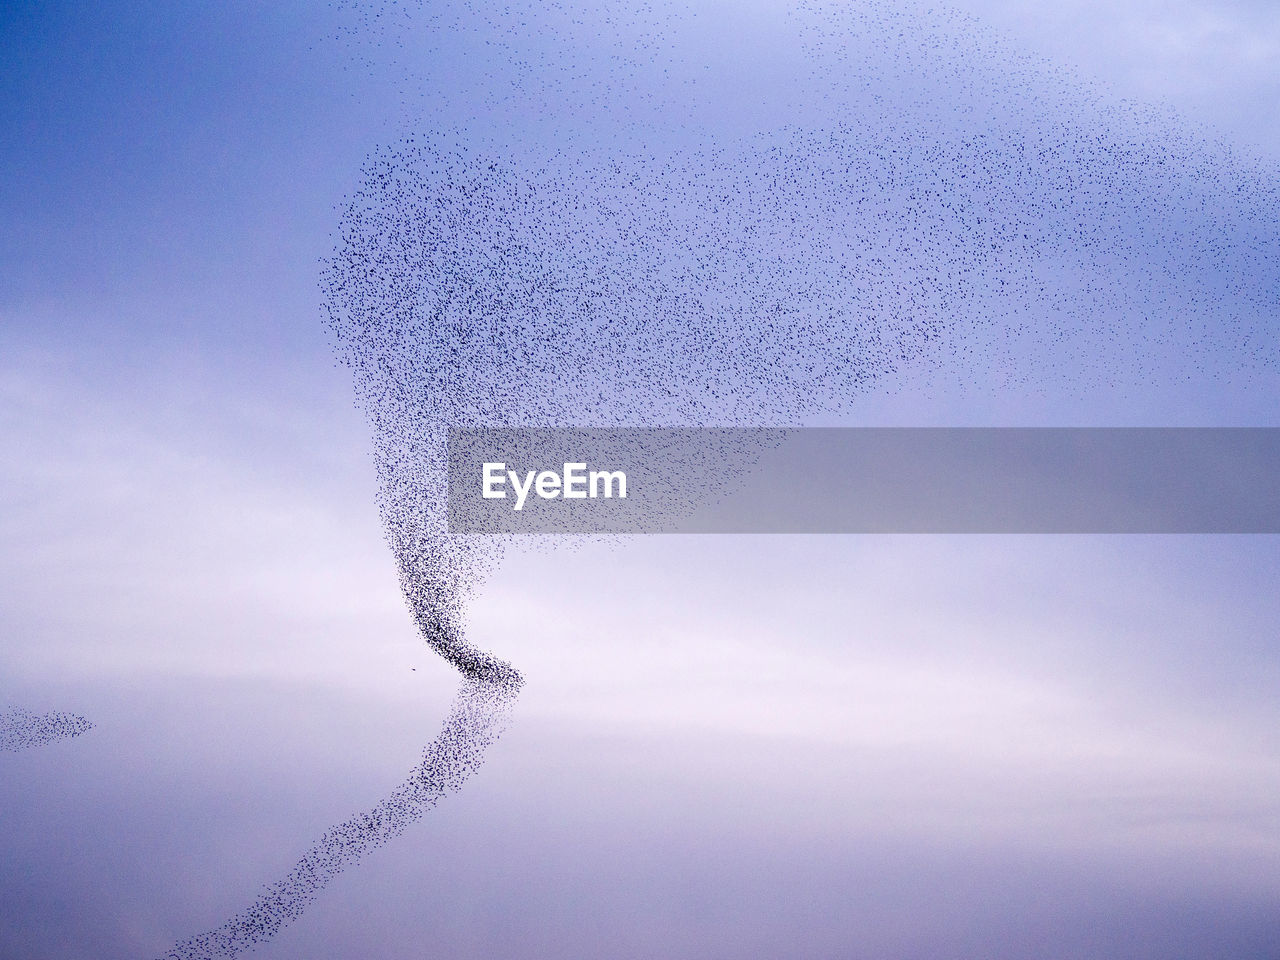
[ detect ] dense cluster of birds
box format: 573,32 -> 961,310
321,111 -> 1276,648
0,707 -> 93,753
159,0 -> 1278,956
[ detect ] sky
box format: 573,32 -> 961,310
2,1 -> 1280,957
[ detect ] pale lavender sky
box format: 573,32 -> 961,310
2,1 -> 1279,957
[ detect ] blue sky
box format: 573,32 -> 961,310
3,1 -> 1279,957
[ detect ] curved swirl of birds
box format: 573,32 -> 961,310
159,1 -> 1278,957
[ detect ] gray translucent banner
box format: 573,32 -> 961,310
446,428 -> 1280,533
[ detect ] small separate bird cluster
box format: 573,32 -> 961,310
0,707 -> 93,753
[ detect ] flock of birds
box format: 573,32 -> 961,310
0,707 -> 93,753
314,101 -> 1275,696
176,1 -> 1277,956
176,84 -> 1278,960
5,0 -> 1277,957
159,680 -> 512,958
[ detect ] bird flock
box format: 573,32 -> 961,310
153,0 -> 1280,956
158,678 -> 511,958
0,707 -> 93,753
